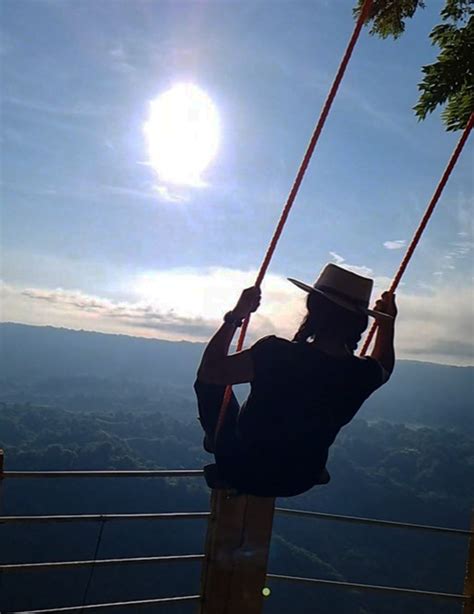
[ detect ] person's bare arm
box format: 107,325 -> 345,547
197,286 -> 261,385
370,292 -> 397,375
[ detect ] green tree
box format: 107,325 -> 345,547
355,0 -> 473,130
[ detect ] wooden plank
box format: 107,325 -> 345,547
227,495 -> 275,613
464,509 -> 474,614
199,489 -> 247,613
199,489 -> 275,614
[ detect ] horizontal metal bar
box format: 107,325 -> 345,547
1,470 -> 204,479
6,595 -> 201,613
0,554 -> 205,573
0,512 -> 210,525
275,507 -> 473,537
267,573 -> 468,603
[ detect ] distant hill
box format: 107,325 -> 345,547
0,322 -> 204,417
0,322 -> 203,384
1,322 -> 472,429
363,358 -> 473,430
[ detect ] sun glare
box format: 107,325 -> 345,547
144,83 -> 220,187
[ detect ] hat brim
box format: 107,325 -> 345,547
287,277 -> 393,321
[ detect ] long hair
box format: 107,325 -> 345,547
293,291 -> 368,352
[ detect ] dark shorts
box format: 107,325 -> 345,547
194,379 -> 255,492
194,379 -> 328,497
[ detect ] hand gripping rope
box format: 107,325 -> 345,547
215,0 -> 375,438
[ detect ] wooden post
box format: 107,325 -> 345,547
464,509 -> 474,614
199,490 -> 275,614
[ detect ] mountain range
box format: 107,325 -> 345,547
1,322 -> 472,429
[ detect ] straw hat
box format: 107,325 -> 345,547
288,264 -> 392,320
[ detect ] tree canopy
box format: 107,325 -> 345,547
355,0 -> 474,131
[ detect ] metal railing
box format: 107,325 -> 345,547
0,512 -> 210,524
267,574 -> 467,604
0,464 -> 207,613
9,595 -> 201,613
275,506 -> 474,537
0,554 -> 205,573
0,462 -> 473,613
272,506 -> 473,607
1,470 -> 204,479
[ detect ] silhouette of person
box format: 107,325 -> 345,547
195,264 -> 397,497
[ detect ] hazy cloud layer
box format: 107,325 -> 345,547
2,263 -> 473,365
12,285 -> 217,339
393,285 -> 474,365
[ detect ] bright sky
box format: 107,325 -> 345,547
1,0 -> 473,365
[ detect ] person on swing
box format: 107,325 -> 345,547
195,263 -> 397,497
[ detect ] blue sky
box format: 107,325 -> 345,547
1,0 -> 473,364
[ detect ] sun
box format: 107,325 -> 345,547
144,83 -> 220,187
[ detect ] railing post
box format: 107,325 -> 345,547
199,490 -> 275,614
0,449 -> 4,512
464,509 -> 474,614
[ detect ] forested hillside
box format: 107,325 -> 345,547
0,323 -> 472,613
1,323 -> 473,428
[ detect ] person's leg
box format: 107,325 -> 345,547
194,379 -> 240,453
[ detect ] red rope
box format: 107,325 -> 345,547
215,0 -> 374,437
360,111 -> 474,357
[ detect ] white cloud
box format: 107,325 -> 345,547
328,252 -> 374,279
2,268 -> 473,366
1,281 -> 218,340
344,264 -> 375,278
384,240 -> 406,250
446,240 -> 473,260
329,251 -> 345,264
0,270 -> 303,343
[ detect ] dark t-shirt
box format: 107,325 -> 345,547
218,335 -> 387,497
